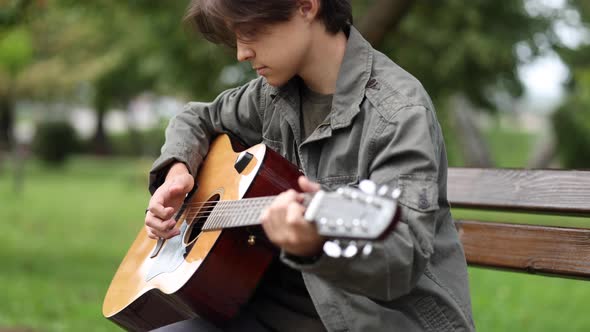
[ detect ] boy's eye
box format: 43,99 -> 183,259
237,30 -> 257,42
235,23 -> 263,42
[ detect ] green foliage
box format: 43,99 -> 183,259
31,121 -> 79,166
0,0 -> 32,27
31,0 -> 565,108
0,27 -> 33,76
552,97 -> 590,168
382,0 -> 552,109
554,0 -> 590,169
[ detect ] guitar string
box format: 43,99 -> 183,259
171,196 -> 276,209
171,205 -> 270,215
145,199 -> 274,216
171,192 -> 314,209
158,202 -> 379,231
176,199 -> 275,216
143,201 -> 271,229
180,209 -> 266,222
150,194 -> 379,229
166,201 -> 274,229
145,198 -> 276,223
149,192 -> 318,219
149,194 -> 362,228
165,194 -> 322,228
172,195 -> 330,229
167,209 -> 265,230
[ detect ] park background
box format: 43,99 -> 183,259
1,0 -> 590,331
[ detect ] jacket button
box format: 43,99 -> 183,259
418,190 -> 429,209
366,78 -> 380,90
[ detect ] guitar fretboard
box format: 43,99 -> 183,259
200,196 -> 277,230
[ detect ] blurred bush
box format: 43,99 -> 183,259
108,127 -> 166,158
32,121 -> 79,166
552,98 -> 590,169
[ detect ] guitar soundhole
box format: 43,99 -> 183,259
183,194 -> 220,246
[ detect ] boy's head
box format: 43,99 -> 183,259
184,0 -> 352,87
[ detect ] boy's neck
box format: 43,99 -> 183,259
298,25 -> 348,95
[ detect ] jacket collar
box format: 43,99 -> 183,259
269,26 -> 373,130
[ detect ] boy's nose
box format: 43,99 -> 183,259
236,42 -> 254,62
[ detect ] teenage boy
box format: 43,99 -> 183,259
145,0 -> 475,331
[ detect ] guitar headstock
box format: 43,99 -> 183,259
304,180 -> 401,258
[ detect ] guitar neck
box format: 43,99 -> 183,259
200,196 -> 278,231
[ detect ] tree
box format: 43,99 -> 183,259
552,0 -> 590,168
6,0 -> 586,164
0,1 -> 35,150
22,1 -> 237,153
354,1 -> 590,167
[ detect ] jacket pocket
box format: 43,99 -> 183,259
414,296 -> 455,332
316,175 -> 359,191
397,174 -> 439,213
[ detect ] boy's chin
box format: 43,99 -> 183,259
263,75 -> 291,88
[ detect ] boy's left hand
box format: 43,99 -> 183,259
260,176 -> 325,257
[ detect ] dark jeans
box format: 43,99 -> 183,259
151,311 -> 270,332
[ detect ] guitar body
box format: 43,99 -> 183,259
103,135 -> 302,331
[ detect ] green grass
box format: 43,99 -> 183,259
469,268 -> 590,331
0,157 -> 151,332
453,209 -> 590,228
1,147 -> 590,331
484,123 -> 538,168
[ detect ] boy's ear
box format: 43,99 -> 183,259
298,0 -> 319,21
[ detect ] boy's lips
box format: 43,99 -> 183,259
254,66 -> 268,75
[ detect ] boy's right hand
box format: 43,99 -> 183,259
145,162 -> 194,239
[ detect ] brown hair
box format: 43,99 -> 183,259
184,0 -> 352,47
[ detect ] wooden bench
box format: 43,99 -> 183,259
448,168 -> 590,279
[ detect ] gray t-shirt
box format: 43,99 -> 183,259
247,84 -> 333,332
300,84 -> 334,140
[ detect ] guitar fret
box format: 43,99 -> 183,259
219,201 -> 229,227
205,201 -> 222,230
228,202 -> 238,228
201,196 -> 277,230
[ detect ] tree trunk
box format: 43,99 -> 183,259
0,94 -> 15,151
527,133 -> 558,169
93,95 -> 111,155
450,95 -> 494,168
127,104 -> 144,157
357,0 -> 415,47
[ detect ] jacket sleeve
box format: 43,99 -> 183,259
281,105 -> 442,301
148,77 -> 269,194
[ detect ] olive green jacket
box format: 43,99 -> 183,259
149,26 -> 475,332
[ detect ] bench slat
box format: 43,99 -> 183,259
455,220 -> 590,279
448,168 -> 590,216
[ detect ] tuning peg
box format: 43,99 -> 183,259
377,185 -> 389,196
362,242 -> 373,257
343,241 -> 359,258
323,240 -> 342,258
359,179 -> 376,194
391,188 -> 401,199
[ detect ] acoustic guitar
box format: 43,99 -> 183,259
102,134 -> 400,331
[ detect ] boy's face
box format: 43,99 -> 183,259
235,10 -> 312,87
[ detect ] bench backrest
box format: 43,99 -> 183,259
448,168 -> 590,279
